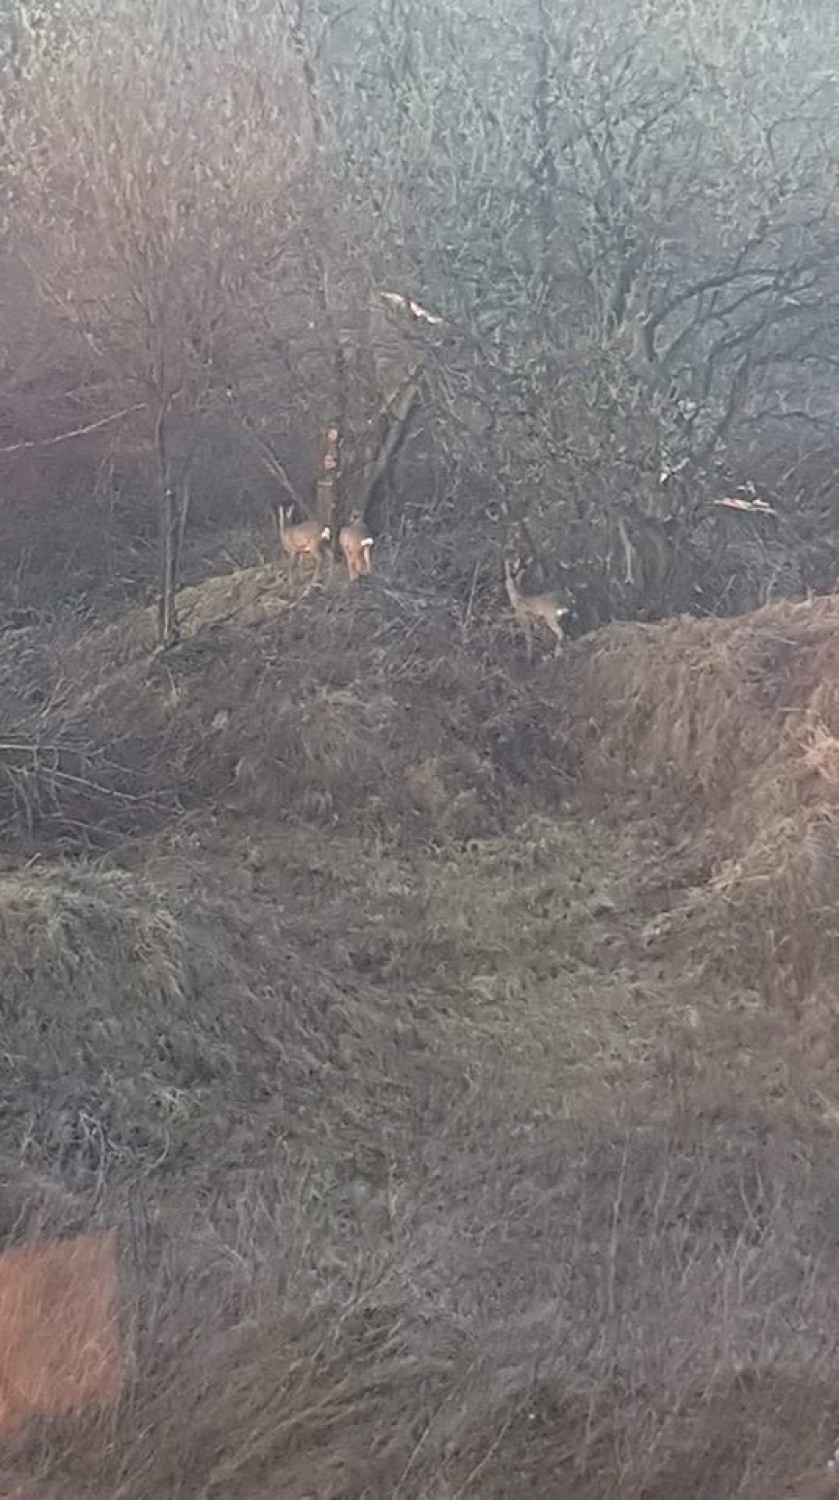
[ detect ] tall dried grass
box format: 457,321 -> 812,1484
0,566 -> 559,851
0,1231 -> 119,1436
5,1119 -> 839,1499
2,571 -> 839,1494
565,596 -> 839,999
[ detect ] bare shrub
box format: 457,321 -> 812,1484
326,0 -> 839,614
4,0 -> 310,642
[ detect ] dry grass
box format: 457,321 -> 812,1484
564,595 -> 839,1001
3,571 -> 839,1494
0,851 -> 470,1191
6,1119 -> 839,1499
0,1231 -> 119,1436
563,595 -> 839,821
0,566 -> 560,850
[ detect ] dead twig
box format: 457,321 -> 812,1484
0,403 -> 147,454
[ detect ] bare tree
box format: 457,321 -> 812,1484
4,0 -> 310,642
5,0 -> 839,622
323,0 -> 839,614
206,0 -> 423,556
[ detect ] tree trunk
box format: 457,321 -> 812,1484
533,0 -> 558,294
311,267 -> 348,547
319,419 -> 343,547
173,472 -> 191,600
356,371 -> 422,531
154,401 -> 178,648
157,484 -> 177,646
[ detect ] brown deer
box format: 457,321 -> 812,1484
339,522 -> 374,581
275,506 -> 331,582
503,556 -> 569,660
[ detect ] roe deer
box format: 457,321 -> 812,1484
503,556 -> 569,660
339,522 -> 374,581
276,506 -> 331,581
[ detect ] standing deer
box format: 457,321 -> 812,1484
275,506 -> 331,583
339,522 -> 374,581
503,556 -> 569,659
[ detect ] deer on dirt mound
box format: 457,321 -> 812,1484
338,521 -> 374,581
503,556 -> 569,659
275,505 -> 331,582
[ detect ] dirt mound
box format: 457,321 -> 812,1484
0,852 -> 463,1188
565,595 -> 839,823
565,595 -> 839,998
0,567 -> 561,852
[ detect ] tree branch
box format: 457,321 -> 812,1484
0,403 -> 147,454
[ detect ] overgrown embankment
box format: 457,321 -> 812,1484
2,574 -> 839,1498
564,596 -> 839,1002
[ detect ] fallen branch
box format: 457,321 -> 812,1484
381,290 -> 444,326
617,516 -> 637,585
713,494 -> 776,515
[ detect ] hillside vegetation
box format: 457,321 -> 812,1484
3,0 -> 839,1493
1,565 -> 839,1499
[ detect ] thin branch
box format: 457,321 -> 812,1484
354,368 -> 423,522
223,387 -> 304,512
0,402 -> 147,454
